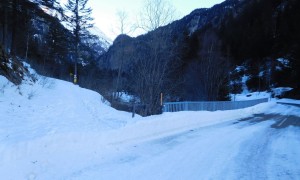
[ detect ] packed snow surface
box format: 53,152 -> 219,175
1,74 -> 300,179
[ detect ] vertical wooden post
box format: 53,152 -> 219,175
160,93 -> 163,106
132,103 -> 135,118
74,74 -> 77,84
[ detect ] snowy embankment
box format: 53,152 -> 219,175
1,72 -> 300,179
0,74 -> 277,145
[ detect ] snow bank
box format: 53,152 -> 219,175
266,99 -> 300,117
0,73 -> 277,145
0,75 -> 135,142
277,98 -> 300,105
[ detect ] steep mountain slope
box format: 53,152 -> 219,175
39,4 -> 112,51
98,0 -> 248,71
0,0 -> 110,81
99,0 -> 300,103
89,26 -> 112,51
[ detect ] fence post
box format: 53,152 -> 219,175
132,103 -> 135,118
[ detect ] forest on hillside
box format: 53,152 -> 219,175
1,0 -> 300,116
99,0 -> 300,115
0,0 -> 105,85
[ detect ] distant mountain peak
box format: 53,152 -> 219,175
89,26 -> 113,50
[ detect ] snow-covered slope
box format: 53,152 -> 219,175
39,3 -> 112,51
89,26 -> 112,50
1,68 -> 300,179
0,75 -> 134,139
231,87 -> 293,101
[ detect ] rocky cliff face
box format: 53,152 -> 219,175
98,34 -> 136,71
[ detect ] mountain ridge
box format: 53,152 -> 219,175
96,0 -> 300,113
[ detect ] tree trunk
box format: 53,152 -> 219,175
2,0 -> 9,52
115,39 -> 124,98
10,0 -> 18,56
25,32 -> 29,60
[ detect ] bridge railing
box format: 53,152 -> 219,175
163,98 -> 269,112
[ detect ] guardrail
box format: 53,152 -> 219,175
163,98 -> 269,112
277,102 -> 300,108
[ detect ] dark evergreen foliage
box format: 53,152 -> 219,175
1,0 -> 299,116
64,0 -> 94,83
0,0 -> 102,80
220,0 -> 300,89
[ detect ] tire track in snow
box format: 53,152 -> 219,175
233,124 -> 276,179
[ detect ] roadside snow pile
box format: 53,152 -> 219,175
267,99 -> 300,117
0,74 -> 135,143
0,71 -> 278,146
272,87 -> 293,97
265,103 -> 300,117
277,98 -> 300,105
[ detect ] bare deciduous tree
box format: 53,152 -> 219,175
129,0 -> 181,115
137,0 -> 177,32
186,31 -> 230,101
116,10 -> 130,35
112,10 -> 132,99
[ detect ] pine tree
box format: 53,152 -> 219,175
64,0 -> 93,84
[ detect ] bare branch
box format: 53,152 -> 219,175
137,0 -> 178,32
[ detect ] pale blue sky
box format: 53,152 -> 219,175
62,0 -> 225,40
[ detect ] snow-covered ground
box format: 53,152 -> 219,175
231,87 -> 293,102
1,72 -> 300,179
231,91 -> 271,101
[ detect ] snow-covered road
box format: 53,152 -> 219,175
64,113 -> 300,180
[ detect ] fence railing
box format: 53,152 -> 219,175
163,98 -> 269,112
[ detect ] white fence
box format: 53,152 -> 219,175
163,98 -> 269,112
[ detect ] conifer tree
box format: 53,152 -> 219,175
64,0 -> 93,83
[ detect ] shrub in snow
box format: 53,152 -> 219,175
0,81 -> 9,94
38,76 -> 55,89
27,90 -> 36,100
